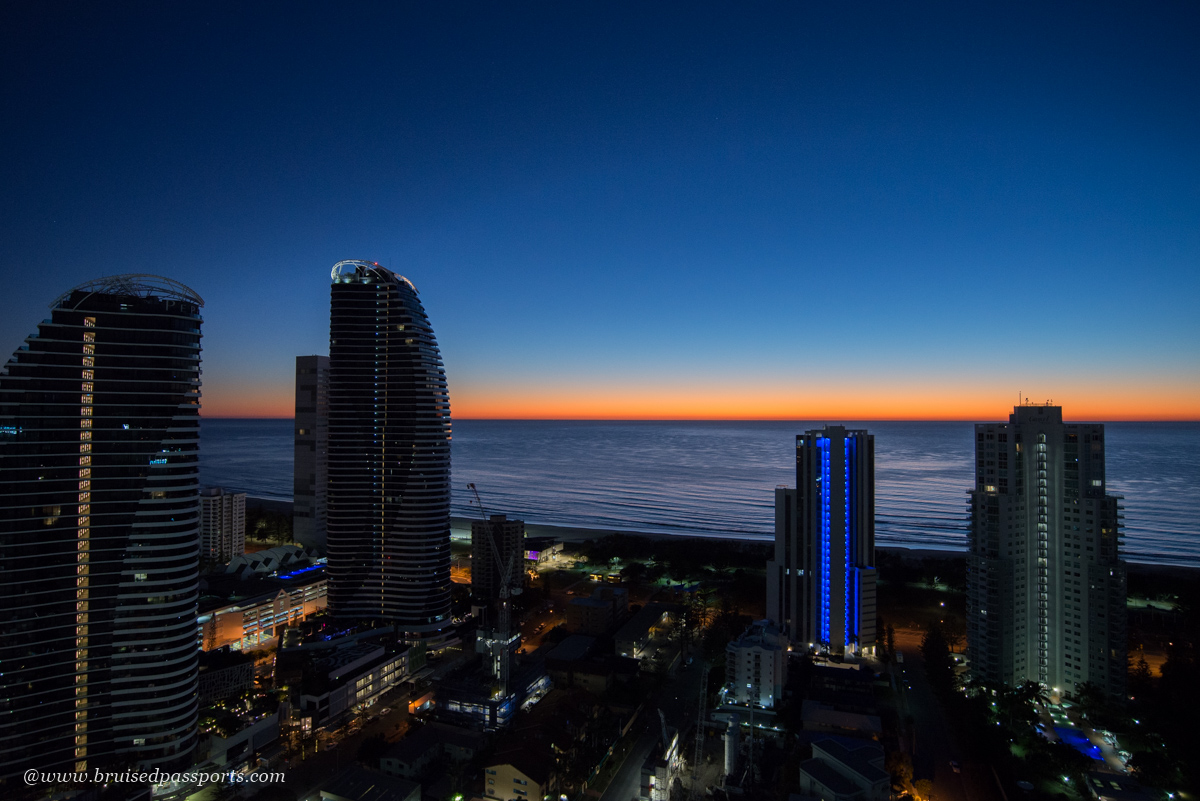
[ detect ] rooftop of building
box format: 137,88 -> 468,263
570,596 -> 612,609
546,634 -> 596,663
798,757 -> 861,797
812,738 -> 888,783
382,721 -> 486,765
199,647 -> 254,672
614,602 -> 681,643
54,274 -> 205,308
317,765 -> 420,801
330,260 -> 419,294
198,562 -> 327,615
729,619 -> 785,651
488,740 -> 557,784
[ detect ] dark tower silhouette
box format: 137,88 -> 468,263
326,261 -> 452,643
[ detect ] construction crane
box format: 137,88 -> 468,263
690,662 -> 711,800
467,483 -> 519,699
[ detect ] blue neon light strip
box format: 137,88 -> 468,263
844,436 -> 852,646
818,437 -> 831,644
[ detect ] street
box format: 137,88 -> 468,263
893,630 -> 1002,801
598,651 -> 707,801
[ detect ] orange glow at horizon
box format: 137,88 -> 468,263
203,378 -> 1200,421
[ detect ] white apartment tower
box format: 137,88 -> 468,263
199,487 -> 246,563
294,355 -> 329,552
725,620 -> 787,709
966,404 -> 1126,700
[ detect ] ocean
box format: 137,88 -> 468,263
198,418 -> 1200,567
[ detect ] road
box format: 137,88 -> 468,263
894,634 -> 1001,801
598,651 -> 706,801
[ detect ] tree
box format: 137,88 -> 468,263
1072,681 -> 1109,725
620,560 -> 647,585
885,750 -> 913,788
913,778 -> 934,800
1128,654 -> 1153,697
920,624 -> 955,693
1128,748 -> 1185,789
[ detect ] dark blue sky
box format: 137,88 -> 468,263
2,2 -> 1197,418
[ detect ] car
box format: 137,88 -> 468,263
949,760 -> 961,774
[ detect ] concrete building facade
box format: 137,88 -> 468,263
294,354 -> 329,552
725,620 -> 787,709
966,404 -> 1127,700
200,486 -> 246,563
471,513 -> 524,621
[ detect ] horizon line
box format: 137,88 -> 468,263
200,414 -> 1200,423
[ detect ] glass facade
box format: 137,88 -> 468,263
0,276 -> 203,779
326,261 -> 452,640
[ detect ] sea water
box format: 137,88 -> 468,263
198,418 -> 1200,566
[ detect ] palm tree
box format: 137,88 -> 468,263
1014,679 -> 1049,708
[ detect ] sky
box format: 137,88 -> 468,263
1,2 -> 1197,420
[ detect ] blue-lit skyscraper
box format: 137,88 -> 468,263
767,426 -> 876,654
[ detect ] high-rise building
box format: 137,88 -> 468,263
294,354 -> 329,552
0,275 -> 203,779
471,514 -> 524,619
199,486 -> 246,564
326,261 -> 452,642
966,404 -> 1126,700
767,426 -> 876,655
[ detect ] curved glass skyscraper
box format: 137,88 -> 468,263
0,275 -> 202,780
327,261 -> 452,641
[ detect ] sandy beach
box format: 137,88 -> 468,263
250,499 -> 1194,580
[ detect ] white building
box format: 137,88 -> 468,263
200,486 -> 246,563
966,404 -> 1127,700
725,620 -> 787,709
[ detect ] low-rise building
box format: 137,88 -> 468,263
725,620 -> 787,709
523,537 -> 563,567
615,603 -> 679,660
435,660 -> 551,731
198,566 -> 327,651
317,766 -> 420,801
276,635 -> 410,728
639,727 -> 680,801
224,544 -> 321,578
567,597 -> 615,635
198,648 -> 255,703
797,738 -> 889,801
379,723 -> 485,782
484,747 -> 558,801
201,706 -> 281,767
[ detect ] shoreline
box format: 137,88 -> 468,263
245,500 -> 1197,575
